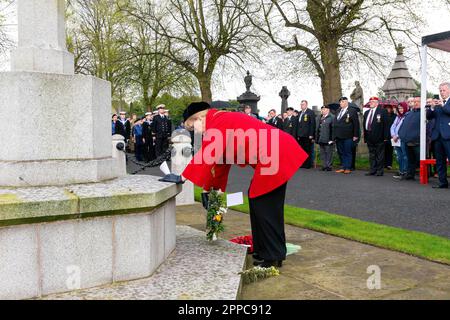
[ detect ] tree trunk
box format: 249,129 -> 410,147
198,74 -> 213,103
320,41 -> 342,104
142,81 -> 151,112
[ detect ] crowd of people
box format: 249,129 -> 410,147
112,82 -> 450,189
260,82 -> 450,189
111,104 -> 172,162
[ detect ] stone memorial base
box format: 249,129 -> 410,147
0,175 -> 181,300
0,71 -> 117,187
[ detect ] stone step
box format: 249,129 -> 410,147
40,226 -> 247,300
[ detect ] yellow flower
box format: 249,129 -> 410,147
214,214 -> 222,222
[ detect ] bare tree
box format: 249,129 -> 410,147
120,2 -> 196,111
67,0 -> 129,99
122,0 -> 259,103
244,0 -> 425,104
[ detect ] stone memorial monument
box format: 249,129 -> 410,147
381,44 -> 417,101
237,71 -> 260,114
279,86 -> 290,114
0,0 -> 180,300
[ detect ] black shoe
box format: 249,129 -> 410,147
405,176 -> 415,181
253,259 -> 283,268
321,167 -> 327,171
365,172 -> 376,176
376,173 -> 384,176
432,184 -> 448,189
326,168 -> 332,171
252,253 -> 263,262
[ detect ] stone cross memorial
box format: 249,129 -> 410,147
0,0 -> 180,300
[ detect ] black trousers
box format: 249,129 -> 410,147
367,142 -> 385,174
249,183 -> 287,261
155,137 -> 169,157
384,141 -> 393,167
144,140 -> 156,162
406,145 -> 420,178
435,137 -> 450,186
298,137 -> 312,168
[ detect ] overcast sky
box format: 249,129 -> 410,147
1,1 -> 450,115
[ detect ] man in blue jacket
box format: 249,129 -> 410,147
427,82 -> 450,189
399,96 -> 421,180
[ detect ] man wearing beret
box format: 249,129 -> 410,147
363,96 -> 390,176
282,107 -> 297,137
159,102 -> 308,268
333,97 -> 360,174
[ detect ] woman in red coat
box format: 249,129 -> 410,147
160,102 -> 308,267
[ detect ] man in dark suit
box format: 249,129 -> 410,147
282,107 -> 297,138
296,100 -> 316,169
332,97 -> 360,174
267,109 -> 283,129
152,105 -> 172,157
427,82 -> 450,189
363,96 -> 390,176
142,112 -> 156,162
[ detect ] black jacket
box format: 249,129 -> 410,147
282,116 -> 297,137
296,109 -> 316,138
152,115 -> 172,139
267,116 -> 283,129
363,107 -> 390,144
142,120 -> 154,142
332,107 -> 360,140
115,119 -> 131,140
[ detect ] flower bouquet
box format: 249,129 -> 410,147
206,189 -> 227,241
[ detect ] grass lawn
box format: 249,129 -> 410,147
194,187 -> 450,265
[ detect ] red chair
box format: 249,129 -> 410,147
420,159 -> 450,184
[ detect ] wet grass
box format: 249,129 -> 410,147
195,187 -> 450,265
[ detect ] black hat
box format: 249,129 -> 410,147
433,94 -> 440,100
321,105 -> 329,109
183,102 -> 211,122
339,96 -> 348,102
286,107 -> 294,111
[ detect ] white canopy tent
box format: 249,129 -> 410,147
419,31 -> 450,184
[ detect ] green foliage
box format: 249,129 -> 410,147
152,94 -> 201,125
194,187 -> 450,265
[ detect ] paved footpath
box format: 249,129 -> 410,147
133,162 -> 450,239
178,204 -> 450,300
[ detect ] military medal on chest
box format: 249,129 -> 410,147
346,113 -> 350,123
304,115 -> 308,122
377,114 -> 381,123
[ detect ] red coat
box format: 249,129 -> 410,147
182,109 -> 308,198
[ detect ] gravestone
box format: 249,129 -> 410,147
237,71 -> 260,114
279,86 -> 290,114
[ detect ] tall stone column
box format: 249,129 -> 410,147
11,0 -> 74,74
0,0 -> 120,186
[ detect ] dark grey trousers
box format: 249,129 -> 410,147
368,142 -> 385,175
319,144 -> 334,169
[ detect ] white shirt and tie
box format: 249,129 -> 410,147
337,107 -> 348,121
365,108 -> 376,131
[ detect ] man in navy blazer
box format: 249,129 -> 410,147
427,82 -> 450,189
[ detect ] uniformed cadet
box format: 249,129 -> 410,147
152,105 -> 172,157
